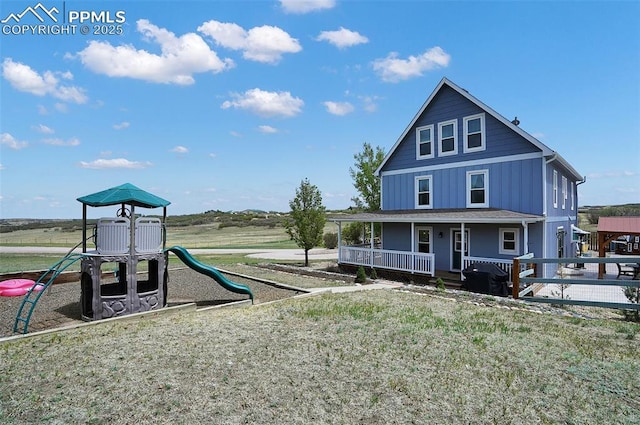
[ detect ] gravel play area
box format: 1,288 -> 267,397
0,267 -> 305,338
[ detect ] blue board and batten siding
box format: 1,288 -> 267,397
380,85 -> 545,214
382,158 -> 543,213
380,85 -> 541,175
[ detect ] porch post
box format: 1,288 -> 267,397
411,222 -> 415,273
460,222 -> 466,281
370,221 -> 374,267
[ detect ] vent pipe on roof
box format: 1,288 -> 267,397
511,117 -> 520,126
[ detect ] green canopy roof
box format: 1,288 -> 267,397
77,183 -> 171,209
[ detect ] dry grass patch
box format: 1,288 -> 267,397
1,290 -> 639,424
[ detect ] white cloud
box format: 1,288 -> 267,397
372,46 -> 451,82
222,88 -> 303,118
74,19 -> 234,85
280,0 -> 335,14
54,103 -> 68,113
1,133 -> 28,150
34,124 -> 55,134
258,125 -> 278,134
171,146 -> 189,153
360,95 -> 380,113
209,153 -> 217,158
2,58 -> 88,103
37,105 -> 48,115
316,27 -> 369,49
587,171 -> 637,179
113,121 -> 130,130
79,158 -> 152,169
323,101 -> 354,116
0,164 -> 4,171
198,21 -> 301,64
43,137 -> 80,146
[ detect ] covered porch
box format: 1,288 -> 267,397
331,209 -> 545,283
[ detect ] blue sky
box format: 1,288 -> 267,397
1,0 -> 638,219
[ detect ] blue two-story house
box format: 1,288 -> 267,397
334,78 -> 585,281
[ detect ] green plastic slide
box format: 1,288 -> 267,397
166,246 -> 253,302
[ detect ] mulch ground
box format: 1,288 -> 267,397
0,267 -> 304,338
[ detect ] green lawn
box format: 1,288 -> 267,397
1,290 -> 638,424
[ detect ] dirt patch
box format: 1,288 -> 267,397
255,262 -> 352,282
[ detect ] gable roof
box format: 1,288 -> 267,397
375,77 -> 583,181
77,183 -> 171,209
597,216 -> 640,234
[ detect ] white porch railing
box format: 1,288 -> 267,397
463,256 -> 518,283
339,246 -> 435,276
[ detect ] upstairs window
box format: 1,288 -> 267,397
571,181 -> 575,210
467,170 -> 489,208
416,125 -> 434,159
415,176 -> 433,209
562,176 -> 567,209
463,113 -> 485,153
553,170 -> 558,208
438,119 -> 458,156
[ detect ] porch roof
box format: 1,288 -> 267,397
329,208 -> 544,224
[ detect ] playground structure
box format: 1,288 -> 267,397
77,184 -> 170,321
10,183 -> 253,334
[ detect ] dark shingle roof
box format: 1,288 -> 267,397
330,208 -> 543,224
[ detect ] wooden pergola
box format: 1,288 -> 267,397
597,216 -> 640,278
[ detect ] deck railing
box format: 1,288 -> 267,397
339,246 -> 435,276
513,255 -> 640,310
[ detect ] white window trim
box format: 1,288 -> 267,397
414,226 -> 433,253
499,228 -> 519,255
438,119 -> 458,157
553,170 -> 558,208
562,176 -> 567,209
415,175 -> 433,209
463,113 -> 486,153
416,124 -> 434,160
466,169 -> 489,208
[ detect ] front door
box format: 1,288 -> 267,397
451,230 -> 469,271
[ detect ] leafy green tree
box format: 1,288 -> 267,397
349,142 -> 385,211
348,143 -> 385,248
285,178 -> 326,266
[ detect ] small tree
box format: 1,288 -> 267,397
349,142 -> 385,212
285,178 -> 326,267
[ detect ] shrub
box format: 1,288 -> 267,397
623,286 -> 640,322
323,232 -> 338,249
370,267 -> 378,280
436,278 -> 445,290
355,266 -> 367,284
